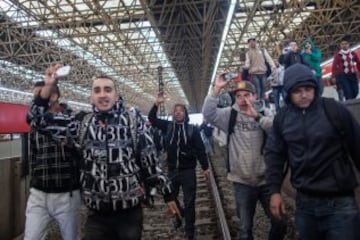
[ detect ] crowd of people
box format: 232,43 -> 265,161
23,34 -> 360,240
243,35 -> 360,112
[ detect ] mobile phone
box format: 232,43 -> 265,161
222,72 -> 238,81
253,99 -> 265,112
56,66 -> 71,78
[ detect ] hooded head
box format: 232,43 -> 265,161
283,63 -> 318,106
302,38 -> 316,50
172,104 -> 189,123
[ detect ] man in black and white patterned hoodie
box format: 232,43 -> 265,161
30,64 -> 180,240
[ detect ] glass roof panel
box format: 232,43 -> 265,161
0,0 -> 188,109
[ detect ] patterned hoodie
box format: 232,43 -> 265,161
31,97 -> 173,212
82,101 -> 176,212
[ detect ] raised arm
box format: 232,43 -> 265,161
148,91 -> 170,131
202,75 -> 232,132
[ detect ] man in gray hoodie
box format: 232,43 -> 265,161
202,77 -> 286,240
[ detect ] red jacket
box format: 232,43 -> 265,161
332,50 -> 360,77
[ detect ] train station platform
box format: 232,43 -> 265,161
1,98 -> 360,240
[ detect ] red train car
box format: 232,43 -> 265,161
0,102 -> 30,134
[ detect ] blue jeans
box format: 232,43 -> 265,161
336,73 -> 359,100
272,86 -> 286,112
296,194 -> 360,240
168,168 -> 197,238
233,183 -> 287,240
84,204 -> 143,240
251,74 -> 267,100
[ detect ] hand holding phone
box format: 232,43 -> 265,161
222,72 -> 238,82
55,66 -> 71,78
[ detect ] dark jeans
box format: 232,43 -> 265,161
296,194 -> 360,240
272,86 -> 286,112
233,183 -> 287,240
316,76 -> 324,96
168,168 -> 197,238
336,73 -> 359,100
84,205 -> 143,240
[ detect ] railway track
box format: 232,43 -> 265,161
46,165 -> 224,240
46,143 -> 296,239
142,166 -> 221,239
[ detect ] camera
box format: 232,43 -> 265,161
222,72 -> 238,81
253,99 -> 265,113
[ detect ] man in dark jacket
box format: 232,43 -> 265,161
148,92 -> 210,240
265,63 -> 360,240
280,41 -> 308,69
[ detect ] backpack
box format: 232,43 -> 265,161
226,108 -> 267,172
261,49 -> 272,78
274,97 -> 353,178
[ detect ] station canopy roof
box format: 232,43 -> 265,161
0,0 -> 359,113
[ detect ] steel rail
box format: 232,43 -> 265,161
208,160 -> 231,240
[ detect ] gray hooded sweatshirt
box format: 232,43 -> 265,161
202,92 -> 273,186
